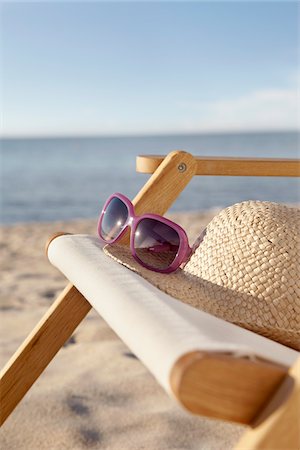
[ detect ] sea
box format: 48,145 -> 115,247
1,131 -> 299,224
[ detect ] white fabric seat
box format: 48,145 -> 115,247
48,234 -> 299,396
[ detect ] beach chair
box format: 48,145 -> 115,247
1,151 -> 299,449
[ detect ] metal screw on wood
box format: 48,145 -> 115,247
178,163 -> 187,172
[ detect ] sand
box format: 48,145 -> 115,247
0,213 -> 245,450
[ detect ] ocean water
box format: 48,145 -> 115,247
1,131 -> 299,224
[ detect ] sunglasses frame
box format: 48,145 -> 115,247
97,193 -> 192,273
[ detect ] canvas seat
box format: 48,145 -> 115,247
47,233 -> 298,420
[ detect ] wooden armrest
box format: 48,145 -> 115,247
136,155 -> 300,177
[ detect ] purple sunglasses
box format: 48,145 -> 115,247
97,193 -> 192,273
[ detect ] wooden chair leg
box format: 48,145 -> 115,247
0,283 -> 91,426
235,357 -> 300,450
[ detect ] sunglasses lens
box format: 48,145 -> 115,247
134,218 -> 180,270
100,197 -> 129,242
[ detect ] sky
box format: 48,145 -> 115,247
1,1 -> 299,137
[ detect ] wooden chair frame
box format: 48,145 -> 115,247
1,151 -> 299,449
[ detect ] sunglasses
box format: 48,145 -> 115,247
97,193 -> 192,273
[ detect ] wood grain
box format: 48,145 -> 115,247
235,357 -> 300,449
0,283 -> 91,426
136,155 -> 300,177
170,351 -> 288,425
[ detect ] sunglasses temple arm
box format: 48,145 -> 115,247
178,246 -> 193,271
191,228 -> 207,254
180,228 -> 207,267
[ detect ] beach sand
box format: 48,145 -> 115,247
0,213 -> 245,450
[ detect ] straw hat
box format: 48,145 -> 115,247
104,201 -> 300,350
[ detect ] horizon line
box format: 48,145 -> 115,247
1,128 -> 299,141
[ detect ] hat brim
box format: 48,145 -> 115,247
103,243 -> 300,351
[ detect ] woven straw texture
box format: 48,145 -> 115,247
104,201 -> 300,350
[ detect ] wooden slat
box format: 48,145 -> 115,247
170,351 -> 288,425
119,150 -> 197,244
133,150 -> 197,214
137,155 -> 300,177
235,357 -> 300,449
0,283 -> 92,426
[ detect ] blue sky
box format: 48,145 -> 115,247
1,1 -> 299,137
